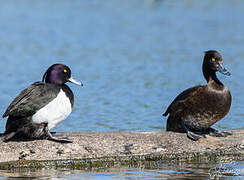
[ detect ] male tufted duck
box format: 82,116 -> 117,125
2,64 -> 82,143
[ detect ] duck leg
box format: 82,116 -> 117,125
208,128 -> 232,137
43,124 -> 72,143
47,132 -> 73,143
181,122 -> 206,141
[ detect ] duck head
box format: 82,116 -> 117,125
202,50 -> 231,82
42,64 -> 83,86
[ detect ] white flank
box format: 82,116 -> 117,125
32,90 -> 72,130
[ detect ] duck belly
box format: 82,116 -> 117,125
183,112 -> 221,131
32,90 -> 72,130
184,89 -> 231,131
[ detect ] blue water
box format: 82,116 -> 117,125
0,0 -> 243,179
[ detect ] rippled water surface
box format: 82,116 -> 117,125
2,161 -> 244,179
0,0 -> 243,179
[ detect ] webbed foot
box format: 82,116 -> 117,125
187,131 -> 206,141
181,122 -> 206,141
46,131 -> 72,143
208,128 -> 232,137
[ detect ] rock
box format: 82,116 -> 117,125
19,150 -> 29,160
0,131 -> 244,169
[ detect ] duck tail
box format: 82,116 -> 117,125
2,131 -> 16,142
162,111 -> 168,117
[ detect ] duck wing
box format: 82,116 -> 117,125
163,85 -> 204,117
2,82 -> 59,118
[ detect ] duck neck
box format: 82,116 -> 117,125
203,66 -> 223,86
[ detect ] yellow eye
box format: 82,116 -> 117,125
211,58 -> 215,62
64,69 -> 67,73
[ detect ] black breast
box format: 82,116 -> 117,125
61,84 -> 74,108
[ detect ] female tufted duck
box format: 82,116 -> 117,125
163,50 -> 232,141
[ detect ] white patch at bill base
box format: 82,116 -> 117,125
32,89 -> 72,130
